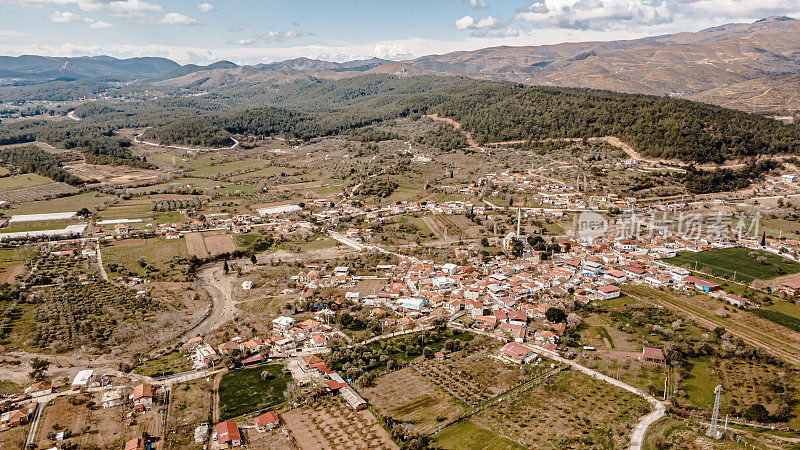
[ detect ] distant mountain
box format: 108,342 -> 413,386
384,16 -> 800,100
6,16 -> 800,113
256,57 -> 390,73
0,55 -> 181,83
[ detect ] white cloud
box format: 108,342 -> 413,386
197,2 -> 214,12
2,0 -> 162,18
50,10 -> 112,28
515,0 -> 673,31
467,0 -> 489,9
162,12 -> 197,25
233,29 -> 305,45
455,15 -> 501,29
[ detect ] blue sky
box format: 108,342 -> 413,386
0,0 -> 799,64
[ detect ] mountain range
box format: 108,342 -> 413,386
3,16 -> 800,113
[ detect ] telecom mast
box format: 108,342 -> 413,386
707,385 -> 723,439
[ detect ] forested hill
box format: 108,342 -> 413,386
141,76 -> 800,164
432,84 -> 800,163
3,75 -> 800,164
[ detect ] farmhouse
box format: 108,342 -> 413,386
254,411 -> 280,431
102,389 -> 123,408
24,380 -> 52,397
781,282 -> 800,297
725,294 -> 748,307
132,382 -> 154,411
499,342 -> 537,364
641,347 -> 665,363
216,420 -> 242,447
0,405 -> 33,428
596,285 -> 621,300
124,438 -> 146,450
684,276 -> 720,292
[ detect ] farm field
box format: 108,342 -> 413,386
7,192 -> 114,215
33,394 -> 161,449
0,173 -> 51,191
0,423 -> 29,449
415,348 -> 534,406
189,157 -> 262,177
165,379 -> 213,449
435,420 -> 525,450
132,349 -> 192,377
470,369 -> 650,448
359,367 -> 467,434
666,248 -> 800,282
218,364 -> 290,420
623,285 -> 800,366
102,237 -> 190,280
185,231 -> 237,258
281,395 -> 398,450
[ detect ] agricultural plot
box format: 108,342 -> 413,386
102,238 -> 190,281
25,253 -> 85,285
165,379 -> 212,449
435,420 -> 525,450
681,356 -> 799,424
218,364 -> 290,420
415,348 -> 532,406
360,367 -> 467,434
185,231 -> 237,258
34,393 -> 161,449
666,248 -> 800,282
8,192 -> 114,215
0,181 -> 78,204
27,282 -> 154,351
281,395 -> 398,450
132,349 -> 192,377
470,369 -> 650,449
0,423 -> 29,449
188,157 -> 262,177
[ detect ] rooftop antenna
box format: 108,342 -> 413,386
707,385 -> 723,440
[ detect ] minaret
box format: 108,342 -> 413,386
516,207 -> 521,236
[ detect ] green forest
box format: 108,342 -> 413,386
2,74 -> 800,166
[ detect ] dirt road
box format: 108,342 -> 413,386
182,265 -> 237,339
425,114 -> 479,148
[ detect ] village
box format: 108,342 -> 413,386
2,154 -> 800,449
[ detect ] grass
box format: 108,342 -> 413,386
594,326 -> 615,349
234,232 -> 260,247
102,238 -> 189,279
682,357 -> 717,410
594,294 -> 640,310
750,309 -> 800,332
218,364 -> 289,420
436,420 -> 526,450
189,158 -> 260,177
0,173 -> 50,191
666,248 -> 800,282
132,349 -> 192,377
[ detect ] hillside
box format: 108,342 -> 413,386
389,16 -> 800,100
0,55 -> 181,84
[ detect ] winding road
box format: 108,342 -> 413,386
181,265 -> 237,340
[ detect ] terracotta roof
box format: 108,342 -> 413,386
254,411 -> 279,428
216,420 -> 241,444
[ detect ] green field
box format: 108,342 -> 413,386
436,420 -> 526,450
682,357 -> 717,410
218,364 -> 289,420
0,173 -> 51,191
189,157 -> 260,177
666,248 -> 800,282
751,309 -> 800,332
132,350 -> 192,377
102,238 -> 189,280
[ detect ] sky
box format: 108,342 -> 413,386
0,0 -> 799,65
